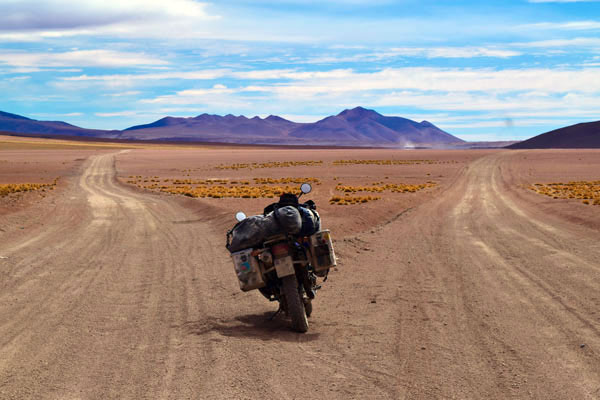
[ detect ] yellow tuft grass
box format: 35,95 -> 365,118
332,159 -> 456,166
253,177 -> 321,185
0,178 -> 58,197
154,184 -> 300,199
529,180 -> 600,205
335,182 -> 436,194
329,195 -> 381,205
125,175 -> 321,199
328,180 -> 436,205
216,160 -> 323,170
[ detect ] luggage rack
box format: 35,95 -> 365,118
263,234 -> 288,247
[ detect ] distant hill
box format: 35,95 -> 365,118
287,107 -> 460,146
0,110 -> 119,138
0,107 -> 464,147
508,121 -> 600,149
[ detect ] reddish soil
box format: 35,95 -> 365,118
1,144 -> 600,399
115,148 -> 488,236
0,147 -> 111,215
500,150 -> 600,231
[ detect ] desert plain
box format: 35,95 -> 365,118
1,134 -> 600,399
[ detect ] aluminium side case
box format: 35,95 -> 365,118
309,229 -> 337,274
231,249 -> 265,291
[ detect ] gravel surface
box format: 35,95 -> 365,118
1,149 -> 600,399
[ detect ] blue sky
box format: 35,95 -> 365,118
1,0 -> 600,141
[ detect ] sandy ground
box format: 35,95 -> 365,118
1,146 -> 600,399
115,147 -> 485,236
0,148 -> 112,215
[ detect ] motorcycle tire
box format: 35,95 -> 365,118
281,274 -> 309,333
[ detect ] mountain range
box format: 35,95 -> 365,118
0,107 -> 463,147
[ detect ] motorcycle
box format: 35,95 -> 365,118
226,183 -> 336,332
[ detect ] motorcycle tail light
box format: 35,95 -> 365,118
271,242 -> 290,257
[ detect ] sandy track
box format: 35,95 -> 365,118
1,151 -> 599,399
386,151 -> 600,398
0,152 -> 220,399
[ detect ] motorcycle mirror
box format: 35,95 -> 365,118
300,183 -> 312,194
235,211 -> 247,222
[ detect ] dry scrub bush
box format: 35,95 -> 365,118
170,178 -> 234,185
127,177 -> 247,185
329,180 -> 436,205
253,177 -> 321,185
156,184 -> 300,199
126,175 -> 318,199
332,159 -> 455,166
329,195 -> 381,205
335,182 -> 436,194
530,181 -> 600,205
0,178 -> 58,197
216,160 -> 323,170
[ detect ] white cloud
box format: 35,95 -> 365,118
276,114 -> 323,123
301,46 -> 521,64
0,29 -> 93,42
31,112 -> 83,117
95,111 -> 140,117
523,21 -> 600,30
234,69 -> 355,80
0,0 -> 216,30
440,119 -> 571,129
105,91 -> 142,97
230,0 -> 395,4
515,37 -> 600,48
55,69 -> 360,92
0,0 -> 316,44
0,50 -> 167,68
231,67 -> 600,97
61,70 -> 227,84
140,86 -> 254,110
128,67 -> 600,109
372,91 -> 600,126
132,66 -> 600,132
142,86 -> 237,104
4,75 -> 30,82
387,47 -> 521,59
0,0 -> 249,45
528,0 -> 600,3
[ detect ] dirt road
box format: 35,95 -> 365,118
1,151 -> 599,399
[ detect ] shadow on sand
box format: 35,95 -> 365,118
182,312 -> 320,342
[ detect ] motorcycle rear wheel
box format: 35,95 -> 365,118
281,274 -> 309,333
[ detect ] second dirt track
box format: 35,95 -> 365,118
1,148 -> 600,399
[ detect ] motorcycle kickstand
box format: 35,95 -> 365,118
268,305 -> 283,321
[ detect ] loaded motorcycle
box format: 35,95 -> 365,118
226,183 -> 336,333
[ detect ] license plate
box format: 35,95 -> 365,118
275,256 -> 295,277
